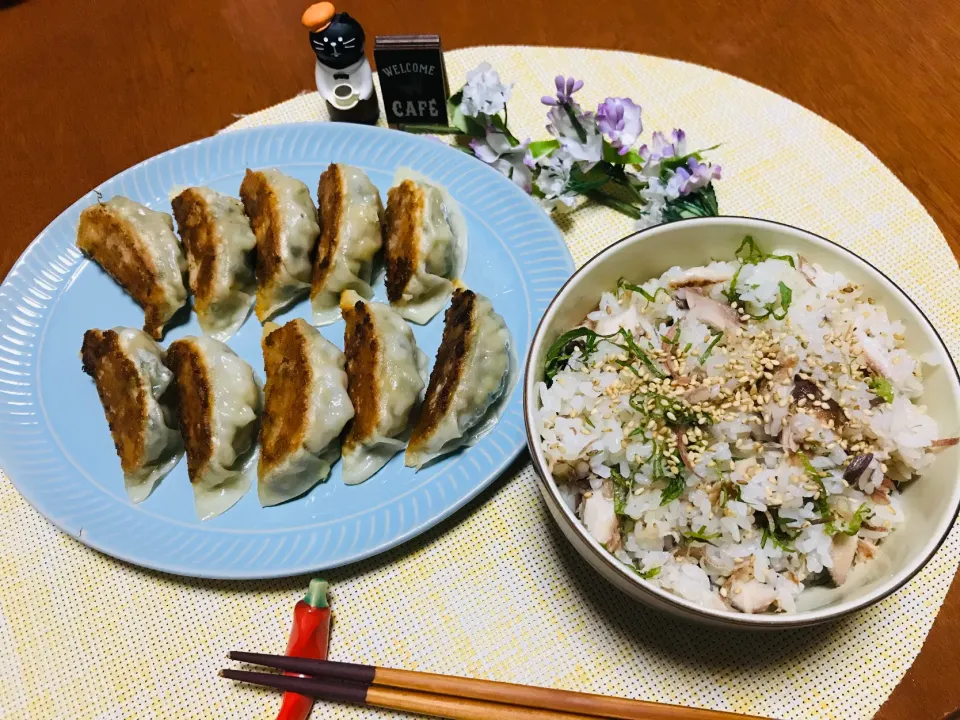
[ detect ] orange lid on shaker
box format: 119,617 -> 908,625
302,3 -> 335,32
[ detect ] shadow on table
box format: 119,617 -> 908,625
542,514 -> 841,671
114,448 -> 840,669
116,451 -> 533,594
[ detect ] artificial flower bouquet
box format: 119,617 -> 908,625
404,64 -> 722,228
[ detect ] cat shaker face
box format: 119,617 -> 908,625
310,13 -> 366,69
302,2 -> 379,124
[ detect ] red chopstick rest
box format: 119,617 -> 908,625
275,579 -> 331,720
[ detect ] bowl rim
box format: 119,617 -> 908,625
523,215 -> 960,627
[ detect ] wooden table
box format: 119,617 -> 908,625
1,1 -> 958,717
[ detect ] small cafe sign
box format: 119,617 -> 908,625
374,35 -> 450,126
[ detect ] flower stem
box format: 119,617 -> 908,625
504,107 -> 517,145
585,189 -> 643,219
397,124 -> 464,135
562,103 -> 588,143
611,174 -> 646,205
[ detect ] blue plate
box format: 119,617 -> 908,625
0,123 -> 572,579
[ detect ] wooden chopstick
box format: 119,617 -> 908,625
220,668 -> 598,720
227,651 -> 768,720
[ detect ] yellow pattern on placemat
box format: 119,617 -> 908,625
1,46 -> 958,720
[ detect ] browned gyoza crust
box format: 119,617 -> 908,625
408,289 -> 476,451
341,298 -> 381,451
384,179 -> 424,303
311,163 -> 345,299
165,339 -> 214,483
171,188 -> 219,316
239,169 -> 284,321
80,329 -> 148,473
76,204 -> 169,339
258,320 -> 313,476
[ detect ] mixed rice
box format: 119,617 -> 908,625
536,237 -> 957,613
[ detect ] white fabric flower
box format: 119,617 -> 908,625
536,150 -> 578,212
596,97 -> 643,154
460,63 -> 513,117
470,130 -> 534,192
546,106 -> 602,166
637,129 -> 688,179
634,175 -> 668,229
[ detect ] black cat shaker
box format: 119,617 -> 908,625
302,3 -> 380,125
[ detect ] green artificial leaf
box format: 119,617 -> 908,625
604,165 -> 648,204
446,91 -> 486,137
692,143 -> 722,155
567,164 -> 614,194
398,123 -> 465,135
659,154 -> 693,175
529,139 -> 561,158
563,103 -> 588,143
584,189 -> 644,219
699,184 -> 720,216
489,113 -> 520,146
602,140 -> 644,165
660,186 -> 721,223
657,148 -> 721,175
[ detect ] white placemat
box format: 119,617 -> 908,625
1,45 -> 958,720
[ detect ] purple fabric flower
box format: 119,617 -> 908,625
664,157 -> 722,198
639,128 -> 688,165
596,98 -> 643,154
541,75 -> 584,106
664,167 -> 691,199
684,157 -> 722,191
469,129 -> 534,192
